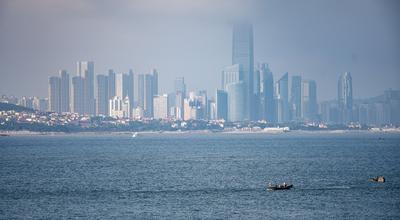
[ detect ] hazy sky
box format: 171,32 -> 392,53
0,0 -> 399,101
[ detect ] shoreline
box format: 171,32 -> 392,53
1,129 -> 400,137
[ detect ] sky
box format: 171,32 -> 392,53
0,0 -> 399,101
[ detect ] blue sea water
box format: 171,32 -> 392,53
0,132 -> 400,219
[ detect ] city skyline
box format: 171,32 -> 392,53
1,0 -> 399,100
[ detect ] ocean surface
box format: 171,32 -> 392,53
0,132 -> 400,219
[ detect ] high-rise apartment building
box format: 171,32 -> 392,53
77,61 -> 95,115
96,74 -> 109,116
153,94 -> 169,119
59,70 -> 70,112
109,96 -> 130,118
71,76 -> 85,114
48,76 -> 61,113
108,69 -> 116,100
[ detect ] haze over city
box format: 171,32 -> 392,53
1,0 -> 399,100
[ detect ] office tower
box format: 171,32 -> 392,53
232,23 -> 254,120
301,80 -> 318,121
124,69 -> 135,106
221,64 -> 243,90
59,70 -> 70,112
338,72 -> 353,123
151,69 -> 158,95
137,74 -> 145,109
174,77 -> 186,98
144,74 -> 154,117
108,69 -> 116,100
153,94 -> 169,119
216,89 -> 228,120
290,75 -> 302,121
226,82 -> 246,122
71,76 -> 85,114
258,63 -> 275,122
109,96 -> 130,118
48,76 -> 61,113
275,73 -> 289,123
77,61 -> 95,115
137,74 -> 155,117
198,90 -> 208,119
115,73 -> 124,98
96,74 -> 109,116
254,67 -> 261,120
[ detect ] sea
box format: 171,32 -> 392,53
0,131 -> 399,219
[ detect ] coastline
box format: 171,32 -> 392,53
1,129 -> 400,137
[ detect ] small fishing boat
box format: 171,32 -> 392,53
369,176 -> 385,183
267,182 -> 293,191
132,132 -> 139,138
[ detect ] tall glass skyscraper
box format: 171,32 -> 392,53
48,76 -> 61,113
338,72 -> 353,123
96,74 -> 109,116
59,70 -> 70,113
301,80 -> 318,121
72,76 -> 84,114
226,81 -> 246,122
275,73 -> 289,123
77,61 -> 95,115
216,89 -> 228,121
290,75 -> 302,121
258,63 -> 275,122
232,23 -> 254,121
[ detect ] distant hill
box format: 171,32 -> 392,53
0,102 -> 35,112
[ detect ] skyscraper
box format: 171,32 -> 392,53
275,73 -> 289,123
226,82 -> 246,122
232,23 -> 254,120
144,74 -> 154,117
198,90 -> 208,119
301,80 -> 318,121
137,73 -> 156,117
124,69 -> 134,106
59,70 -> 70,113
115,73 -> 124,98
257,63 -> 275,122
290,75 -> 302,121
338,72 -> 353,123
216,89 -> 228,120
48,76 -> 61,113
96,74 -> 109,116
108,69 -> 116,100
151,69 -> 158,95
71,76 -> 84,114
174,77 -> 186,98
77,61 -> 95,115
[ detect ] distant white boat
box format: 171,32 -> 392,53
132,132 -> 139,138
